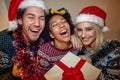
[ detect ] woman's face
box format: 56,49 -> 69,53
49,15 -> 71,43
76,22 -> 96,47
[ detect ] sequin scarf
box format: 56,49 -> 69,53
13,26 -> 44,80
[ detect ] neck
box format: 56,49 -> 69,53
84,42 -> 96,53
52,40 -> 72,50
22,32 -> 35,45
85,41 -> 95,49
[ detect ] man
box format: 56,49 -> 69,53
0,0 -> 47,79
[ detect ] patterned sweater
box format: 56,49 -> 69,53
36,41 -> 78,80
79,40 -> 120,80
0,30 -> 16,80
0,30 -> 44,80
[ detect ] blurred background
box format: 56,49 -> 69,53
0,0 -> 120,40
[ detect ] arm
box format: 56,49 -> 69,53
70,34 -> 83,51
12,63 -> 22,78
79,55 -> 92,64
0,49 -> 13,75
98,54 -> 120,80
94,40 -> 120,79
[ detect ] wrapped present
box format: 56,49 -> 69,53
44,51 -> 101,80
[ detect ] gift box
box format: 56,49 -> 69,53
44,51 -> 101,80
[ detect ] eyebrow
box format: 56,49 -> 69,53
26,13 -> 45,17
26,13 -> 35,16
86,26 -> 94,28
51,17 -> 65,23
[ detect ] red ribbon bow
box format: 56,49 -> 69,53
57,59 -> 85,80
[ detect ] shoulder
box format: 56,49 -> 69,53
104,39 -> 120,45
39,41 -> 52,50
0,29 -> 13,42
97,39 -> 120,56
103,40 -> 120,50
0,29 -> 14,55
37,41 -> 53,54
92,40 -> 120,64
0,29 -> 13,36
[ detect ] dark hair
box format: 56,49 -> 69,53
41,8 -> 75,42
16,8 -> 26,20
14,8 -> 26,30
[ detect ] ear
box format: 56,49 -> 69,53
50,32 -> 54,39
17,19 -> 23,25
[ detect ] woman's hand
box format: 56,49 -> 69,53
79,55 -> 92,64
12,63 -> 22,78
71,35 -> 83,51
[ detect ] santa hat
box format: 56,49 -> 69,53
76,6 -> 109,32
8,0 -> 46,31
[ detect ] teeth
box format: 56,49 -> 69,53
31,29 -> 40,32
34,29 -> 39,31
60,29 -> 67,34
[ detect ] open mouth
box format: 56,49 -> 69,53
29,28 -> 41,36
60,29 -> 69,37
30,29 -> 39,33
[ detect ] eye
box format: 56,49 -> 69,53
76,28 -> 82,32
51,22 -> 58,27
61,19 -> 67,23
39,16 -> 45,21
28,15 -> 34,20
86,27 -> 93,31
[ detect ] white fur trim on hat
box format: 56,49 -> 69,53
76,14 -> 109,32
8,20 -> 18,31
19,0 -> 46,10
76,14 -> 104,27
102,26 -> 109,32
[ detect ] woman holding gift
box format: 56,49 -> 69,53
36,7 -> 92,80
75,6 -> 120,80
36,8 -> 79,80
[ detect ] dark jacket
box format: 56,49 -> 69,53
78,40 -> 120,80
0,29 -> 20,80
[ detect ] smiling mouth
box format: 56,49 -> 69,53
60,29 -> 69,36
30,28 -> 41,33
29,28 -> 42,36
82,38 -> 88,41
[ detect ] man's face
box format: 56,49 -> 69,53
18,6 -> 45,43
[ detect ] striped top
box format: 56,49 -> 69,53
37,41 -> 78,79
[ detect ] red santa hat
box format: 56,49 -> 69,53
8,0 -> 46,31
76,6 -> 109,32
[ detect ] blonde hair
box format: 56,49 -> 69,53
91,24 -> 104,53
75,22 -> 104,53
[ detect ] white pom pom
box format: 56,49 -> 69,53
8,20 -> 18,31
102,26 -> 109,32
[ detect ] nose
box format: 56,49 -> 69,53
34,18 -> 40,27
59,22 -> 64,28
81,31 -> 86,38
